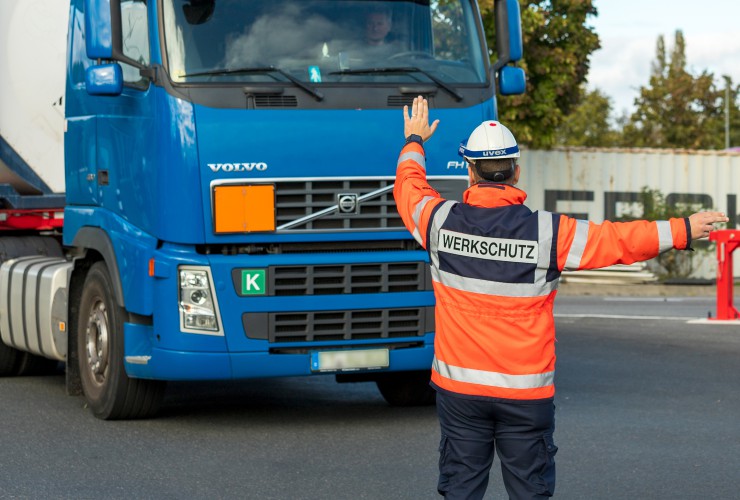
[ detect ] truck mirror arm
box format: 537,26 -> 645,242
139,65 -> 157,83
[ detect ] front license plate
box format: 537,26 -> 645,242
311,348 -> 389,372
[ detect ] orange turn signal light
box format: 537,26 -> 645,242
213,184 -> 276,233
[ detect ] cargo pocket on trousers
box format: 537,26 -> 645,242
536,434 -> 558,496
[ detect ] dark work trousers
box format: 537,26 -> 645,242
436,390 -> 557,500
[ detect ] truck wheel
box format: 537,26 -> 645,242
0,343 -> 20,375
78,261 -> 165,420
376,370 -> 436,406
15,352 -> 61,376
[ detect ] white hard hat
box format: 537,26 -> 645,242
458,121 -> 520,162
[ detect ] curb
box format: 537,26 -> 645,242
557,282 -> 737,297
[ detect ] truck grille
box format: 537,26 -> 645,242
242,306 -> 434,343
273,262 -> 429,295
275,179 -> 402,230
232,262 -> 431,296
255,95 -> 297,107
387,95 -> 416,107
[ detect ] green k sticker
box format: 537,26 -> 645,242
241,269 -> 266,295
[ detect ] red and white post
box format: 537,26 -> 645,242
709,230 -> 740,320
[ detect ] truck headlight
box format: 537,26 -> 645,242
178,266 -> 222,334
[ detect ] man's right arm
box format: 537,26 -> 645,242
393,138 -> 444,249
393,96 -> 443,249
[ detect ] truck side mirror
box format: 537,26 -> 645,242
84,0 -> 116,60
492,0 -> 525,96
85,0 -> 148,72
86,63 -> 123,96
499,66 -> 526,95
494,0 -> 523,64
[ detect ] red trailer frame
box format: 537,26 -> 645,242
0,208 -> 64,231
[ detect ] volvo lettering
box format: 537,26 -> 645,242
208,163 -> 268,172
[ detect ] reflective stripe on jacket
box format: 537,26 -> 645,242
394,141 -> 690,400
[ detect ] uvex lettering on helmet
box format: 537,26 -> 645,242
458,121 -> 520,163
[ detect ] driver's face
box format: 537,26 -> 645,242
365,12 -> 391,45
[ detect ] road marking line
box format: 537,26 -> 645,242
554,313 -> 694,321
556,314 -> 738,326
602,298 -> 710,302
687,318 -> 740,326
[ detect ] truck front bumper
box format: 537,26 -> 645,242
123,322 -> 435,380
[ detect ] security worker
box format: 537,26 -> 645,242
394,97 -> 728,500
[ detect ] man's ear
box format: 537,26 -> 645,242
512,163 -> 521,185
467,163 -> 477,186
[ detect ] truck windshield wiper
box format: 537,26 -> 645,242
179,66 -> 324,101
329,67 -> 463,102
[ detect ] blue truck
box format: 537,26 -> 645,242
0,0 -> 525,419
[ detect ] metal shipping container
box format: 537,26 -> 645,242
518,148 -> 740,279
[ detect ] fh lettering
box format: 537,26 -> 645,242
439,229 -> 538,264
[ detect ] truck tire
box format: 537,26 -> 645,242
78,261 -> 165,420
0,343 -> 20,375
376,370 -> 436,406
15,352 -> 61,376
0,345 -> 56,376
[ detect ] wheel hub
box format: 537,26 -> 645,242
85,299 -> 109,385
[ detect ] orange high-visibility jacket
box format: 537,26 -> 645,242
394,140 -> 691,400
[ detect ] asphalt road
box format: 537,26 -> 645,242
1,297 -> 738,499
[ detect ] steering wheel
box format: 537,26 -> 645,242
388,51 -> 434,60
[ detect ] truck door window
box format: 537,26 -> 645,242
120,0 -> 150,88
431,0 -> 485,79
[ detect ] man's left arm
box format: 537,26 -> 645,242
556,212 -> 729,271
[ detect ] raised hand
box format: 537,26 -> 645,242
403,96 -> 440,142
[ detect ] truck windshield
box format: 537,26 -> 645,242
162,0 -> 487,85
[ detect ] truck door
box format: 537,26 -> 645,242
94,0 -> 157,230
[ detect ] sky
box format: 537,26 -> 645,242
587,0 -> 740,116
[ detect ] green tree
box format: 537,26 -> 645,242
480,0 -> 601,148
622,31 -> 725,149
556,86 -> 619,146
